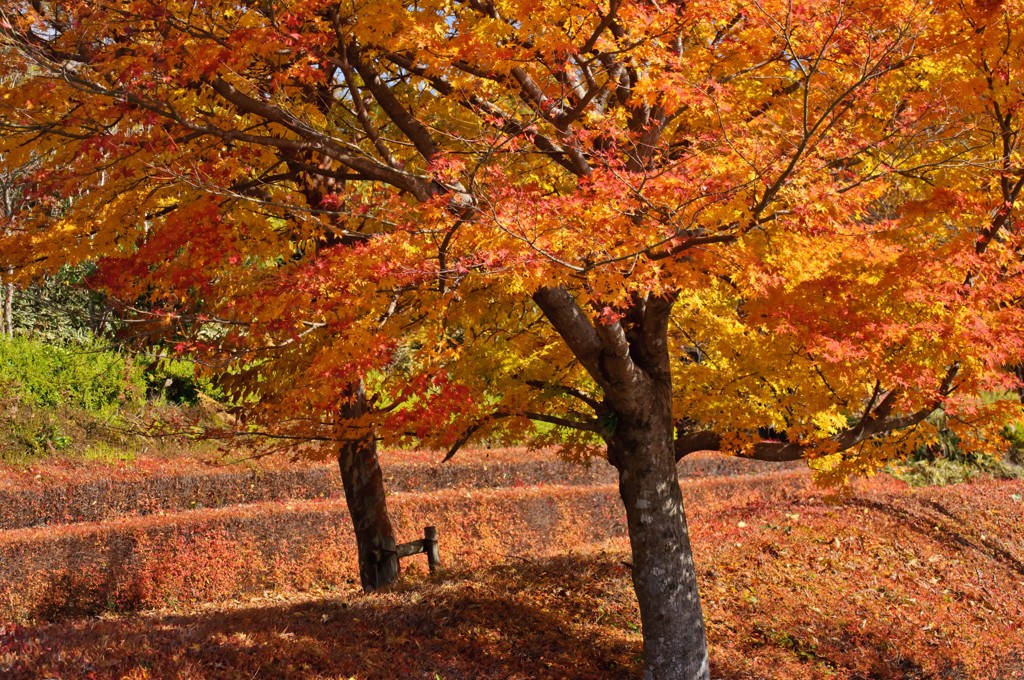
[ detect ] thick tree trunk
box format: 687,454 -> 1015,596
609,383 -> 710,680
338,384 -> 399,591
338,433 -> 399,591
533,286 -> 710,678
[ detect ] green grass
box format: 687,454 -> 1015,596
80,441 -> 136,465
0,336 -> 224,466
889,455 -> 1024,487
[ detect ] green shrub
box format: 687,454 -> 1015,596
9,264 -> 112,344
0,337 -> 227,466
888,418 -> 1024,487
891,455 -> 1024,487
142,358 -> 223,406
0,336 -> 145,414
1002,421 -> 1024,466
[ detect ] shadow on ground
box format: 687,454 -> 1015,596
5,554 -> 643,680
8,475 -> 1024,680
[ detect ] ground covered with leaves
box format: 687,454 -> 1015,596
2,472 -> 1022,680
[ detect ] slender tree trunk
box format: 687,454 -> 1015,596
4,278 -> 12,338
0,277 -> 6,338
608,379 -> 710,680
338,383 -> 399,591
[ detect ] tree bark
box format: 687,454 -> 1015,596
338,384 -> 399,591
4,278 -> 12,338
0,277 -> 6,338
534,287 -> 711,679
609,379 -> 710,680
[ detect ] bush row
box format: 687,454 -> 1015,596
0,453 -> 800,531
0,472 -> 811,622
6,474 -> 1024,680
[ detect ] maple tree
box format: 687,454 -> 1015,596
2,0 -> 1023,677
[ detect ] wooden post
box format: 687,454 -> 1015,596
424,526 -> 440,572
390,527 -> 440,572
376,535 -> 398,586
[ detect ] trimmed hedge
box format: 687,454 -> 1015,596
0,454 -> 802,530
0,472 -> 811,622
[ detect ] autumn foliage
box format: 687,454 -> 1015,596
3,0 -> 1024,675
0,0 -> 1021,462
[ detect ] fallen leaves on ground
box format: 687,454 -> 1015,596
3,476 -> 1023,679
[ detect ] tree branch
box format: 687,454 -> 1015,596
525,379 -> 606,413
384,53 -> 585,176
675,365 -> 960,462
343,42 -> 441,163
209,76 -> 438,200
532,286 -> 608,387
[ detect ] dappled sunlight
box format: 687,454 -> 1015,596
5,476 -> 1024,679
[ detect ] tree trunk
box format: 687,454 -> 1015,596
4,279 -> 12,338
338,384 -> 399,591
533,286 -> 710,677
609,382 -> 711,680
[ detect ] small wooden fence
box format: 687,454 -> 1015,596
375,526 -> 441,572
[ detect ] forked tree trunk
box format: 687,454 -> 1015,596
338,385 -> 399,591
536,286 -> 716,677
608,379 -> 710,680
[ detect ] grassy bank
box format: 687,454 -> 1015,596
0,336 -> 219,466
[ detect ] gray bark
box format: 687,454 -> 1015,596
535,286 -> 710,679
609,377 -> 710,680
4,276 -> 12,338
2,172 -> 12,338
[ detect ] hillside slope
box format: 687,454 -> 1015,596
1,468 -> 1022,680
